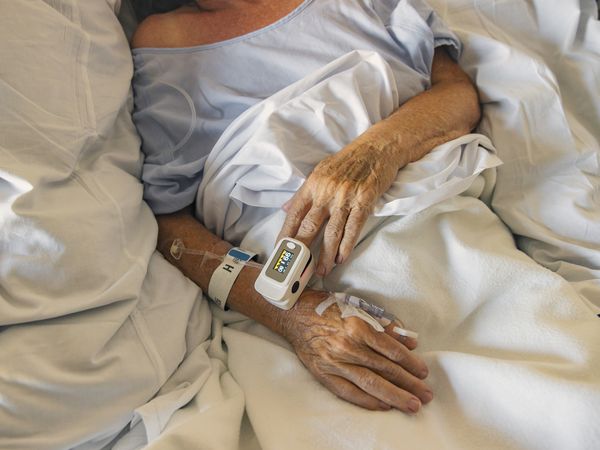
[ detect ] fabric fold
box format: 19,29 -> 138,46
196,50 -> 501,247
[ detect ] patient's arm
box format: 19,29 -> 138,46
279,47 -> 481,275
156,208 -> 432,413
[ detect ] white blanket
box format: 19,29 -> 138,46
433,0 -> 600,310
1,1 -> 599,449
221,197 -> 600,450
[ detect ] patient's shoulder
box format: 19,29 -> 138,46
131,11 -> 193,49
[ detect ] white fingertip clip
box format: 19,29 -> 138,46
255,237 -> 314,310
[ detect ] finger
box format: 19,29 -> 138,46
384,322 -> 418,351
336,206 -> 370,264
317,206 -> 350,276
362,330 -> 429,380
294,206 -> 329,247
319,373 -> 391,411
282,196 -> 294,212
346,347 -> 432,404
336,364 -> 423,414
277,193 -> 312,242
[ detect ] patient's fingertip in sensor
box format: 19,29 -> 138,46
393,326 -> 418,340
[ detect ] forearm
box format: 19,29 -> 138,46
156,208 -> 298,336
359,49 -> 481,170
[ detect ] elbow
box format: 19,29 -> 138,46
431,76 -> 482,138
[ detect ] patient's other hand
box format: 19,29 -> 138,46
282,290 -> 432,413
277,134 -> 400,277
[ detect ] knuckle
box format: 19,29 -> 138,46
351,201 -> 372,216
287,210 -> 304,223
335,204 -> 351,216
388,365 -> 405,382
299,219 -> 319,235
390,348 -> 407,363
330,337 -> 353,356
335,185 -> 353,200
358,372 -> 377,391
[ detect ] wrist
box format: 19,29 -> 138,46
207,245 -> 256,310
276,289 -> 330,342
356,121 -> 411,171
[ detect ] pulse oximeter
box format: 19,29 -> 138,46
254,237 -> 315,310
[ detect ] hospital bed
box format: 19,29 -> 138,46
0,1 -> 599,449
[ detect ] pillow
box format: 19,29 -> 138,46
0,1 -> 203,448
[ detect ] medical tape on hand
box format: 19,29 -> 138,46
316,292 -> 418,339
316,292 -> 384,332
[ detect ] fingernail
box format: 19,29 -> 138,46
419,368 -> 429,379
407,398 -> 421,414
316,264 -> 326,276
422,390 -> 433,404
335,254 -> 344,264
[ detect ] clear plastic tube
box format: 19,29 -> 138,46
169,238 -> 264,269
328,293 -> 419,339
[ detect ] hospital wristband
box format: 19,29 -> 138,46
208,247 -> 257,310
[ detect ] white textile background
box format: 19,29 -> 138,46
0,1 -> 598,450
430,0 -> 600,309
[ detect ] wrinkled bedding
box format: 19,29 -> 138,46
0,1 -> 599,449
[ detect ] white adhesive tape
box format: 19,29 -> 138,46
393,326 -> 419,339
316,293 -> 383,333
316,292 -> 419,338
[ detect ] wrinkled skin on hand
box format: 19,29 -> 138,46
281,290 -> 433,413
278,135 -> 402,276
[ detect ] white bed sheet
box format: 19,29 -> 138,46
433,0 -> 600,310
0,1 -> 205,448
0,1 -> 598,449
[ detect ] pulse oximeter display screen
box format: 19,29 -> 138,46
268,241 -> 297,282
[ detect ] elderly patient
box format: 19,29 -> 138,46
131,0 -> 480,414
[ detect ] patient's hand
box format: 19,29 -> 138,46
282,290 -> 433,413
278,135 -> 399,276
277,48 -> 481,276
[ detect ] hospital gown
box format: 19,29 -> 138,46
132,0 -> 462,214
